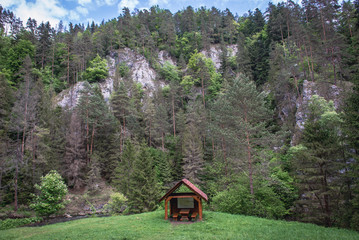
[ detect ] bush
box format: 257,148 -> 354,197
212,184 -> 253,215
104,192 -> 128,215
30,170 -> 68,218
253,185 -> 288,219
212,181 -> 287,219
0,217 -> 42,230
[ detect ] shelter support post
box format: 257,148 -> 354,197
199,199 -> 203,221
165,198 -> 168,220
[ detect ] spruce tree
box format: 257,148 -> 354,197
290,95 -> 343,227
127,142 -> 160,213
112,140 -> 137,196
182,101 -> 205,185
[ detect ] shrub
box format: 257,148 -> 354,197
30,170 -> 68,218
212,184 -> 253,215
0,217 -> 42,230
212,181 -> 287,219
104,192 -> 128,215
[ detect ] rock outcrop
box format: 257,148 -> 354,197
291,80 -> 348,144
201,44 -> 238,70
56,53 -> 117,109
56,48 -> 168,109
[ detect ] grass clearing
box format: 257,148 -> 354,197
0,211 -> 358,240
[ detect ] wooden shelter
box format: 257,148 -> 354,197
159,179 -> 208,221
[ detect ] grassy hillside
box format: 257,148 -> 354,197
1,211 -> 358,240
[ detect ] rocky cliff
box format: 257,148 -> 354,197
201,44 -> 238,70
56,48 -> 176,109
55,45 -> 237,109
291,80 -> 349,144
55,44 -> 348,146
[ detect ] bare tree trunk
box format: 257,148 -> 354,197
172,94 -> 176,137
14,132 -> 20,212
331,47 -> 337,85
201,77 -> 206,108
162,131 -> 165,151
32,128 -> 37,183
304,44 -> 314,82
348,16 -> 353,38
14,156 -> 18,212
67,46 -> 70,86
90,124 -> 95,156
221,125 -> 227,177
52,44 -> 55,78
119,126 -> 123,153
244,110 -> 254,196
21,77 -> 29,155
320,10 -> 327,43
149,120 -> 152,146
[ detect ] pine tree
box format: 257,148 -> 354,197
211,74 -> 272,195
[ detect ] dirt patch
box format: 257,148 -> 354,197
170,220 -> 197,226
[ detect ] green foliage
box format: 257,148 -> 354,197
159,61 -> 180,83
30,170 -> 68,218
104,192 -> 128,215
212,179 -> 288,219
83,54 -> 108,83
127,141 -> 161,213
212,184 -> 252,215
175,32 -> 202,60
0,217 -> 42,230
112,140 -> 137,195
181,51 -> 222,98
0,2 -> 358,230
118,62 -> 130,78
290,95 -> 344,226
150,147 -> 172,188
6,39 -> 35,86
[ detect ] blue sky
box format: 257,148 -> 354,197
1,0 -> 283,28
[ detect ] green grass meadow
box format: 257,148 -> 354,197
1,211 -> 358,240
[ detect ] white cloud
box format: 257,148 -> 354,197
69,10 -> 80,21
95,0 -> 117,6
78,0 -> 92,6
76,6 -> 89,16
148,0 -> 169,5
1,0 -> 23,8
118,0 -> 139,11
11,0 -> 68,26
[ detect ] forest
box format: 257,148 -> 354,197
0,0 -> 359,231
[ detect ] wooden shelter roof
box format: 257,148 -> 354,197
159,179 -> 208,202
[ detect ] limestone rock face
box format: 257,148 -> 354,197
55,45 -> 237,109
201,44 -> 238,70
118,48 -> 158,90
291,80 -> 347,144
158,50 -> 176,66
56,53 -> 117,109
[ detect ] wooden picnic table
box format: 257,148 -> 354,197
179,208 -> 190,221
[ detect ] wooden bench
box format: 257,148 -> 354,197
172,212 -> 179,221
191,212 -> 198,221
